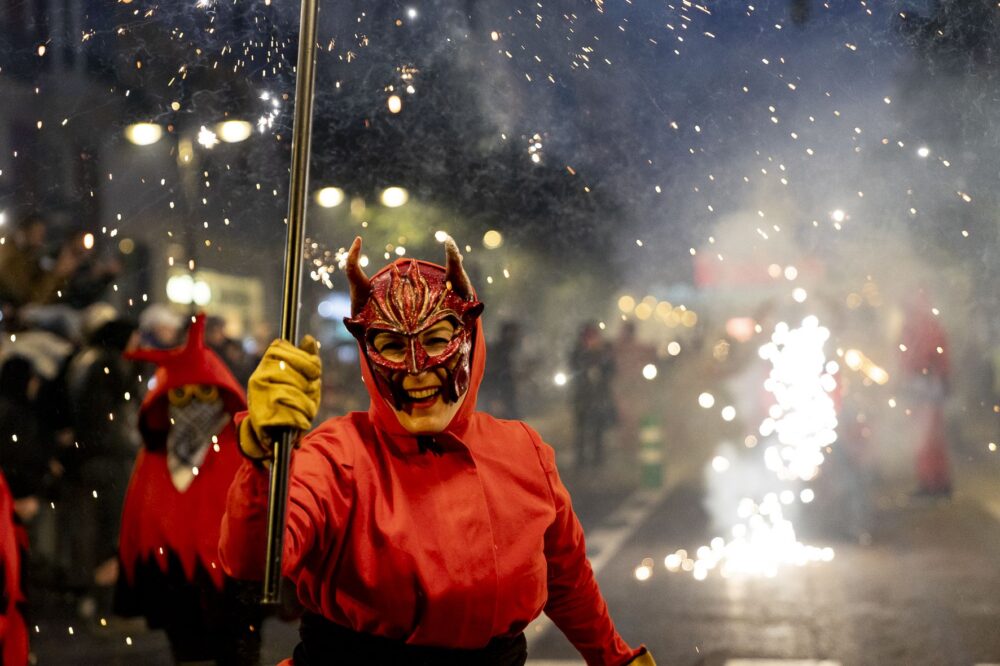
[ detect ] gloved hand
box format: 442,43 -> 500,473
239,335 -> 322,461
628,649 -> 657,665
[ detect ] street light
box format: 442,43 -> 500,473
314,186 -> 345,208
166,274 -> 212,306
124,122 -> 163,146
381,186 -> 409,208
483,230 -> 503,249
216,120 -> 253,143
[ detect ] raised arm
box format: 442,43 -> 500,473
218,336 -> 351,581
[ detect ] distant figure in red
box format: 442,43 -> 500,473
899,290 -> 952,497
611,321 -> 656,456
0,470 -> 28,666
115,313 -> 262,665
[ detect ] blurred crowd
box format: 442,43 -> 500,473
0,212 -> 269,624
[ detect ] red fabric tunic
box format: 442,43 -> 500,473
119,315 -> 248,593
220,321 -> 643,665
119,423 -> 243,590
0,471 -> 28,666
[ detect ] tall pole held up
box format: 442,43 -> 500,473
263,0 -> 320,605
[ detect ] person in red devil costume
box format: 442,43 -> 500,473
219,238 -> 655,666
899,289 -> 952,497
0,470 -> 29,666
116,313 -> 262,665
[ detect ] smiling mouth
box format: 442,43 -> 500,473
405,387 -> 441,401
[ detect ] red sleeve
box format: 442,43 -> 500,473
534,436 -> 644,666
218,416 -> 355,582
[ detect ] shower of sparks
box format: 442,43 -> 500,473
257,92 -> 281,133
304,239 -> 346,289
758,317 -> 838,483
645,317 -> 839,582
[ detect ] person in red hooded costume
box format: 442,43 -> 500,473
899,289 -> 952,496
0,470 -> 29,666
219,238 -> 655,666
116,313 -> 262,665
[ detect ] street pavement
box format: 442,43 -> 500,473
527,462 -> 1000,666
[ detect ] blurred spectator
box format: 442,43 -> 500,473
611,321 -> 656,455
205,314 -> 254,386
899,289 -> 952,497
482,320 -> 523,420
569,321 -> 617,467
0,213 -> 79,312
137,303 -> 183,350
0,357 -> 49,507
60,231 -> 121,309
5,313 -> 79,469
61,304 -> 141,614
0,323 -> 78,474
18,304 -> 82,343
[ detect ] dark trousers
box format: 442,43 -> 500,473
292,613 -> 528,666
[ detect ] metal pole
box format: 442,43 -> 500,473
263,0 -> 320,605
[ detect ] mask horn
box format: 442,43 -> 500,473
444,239 -> 475,300
346,237 -> 372,316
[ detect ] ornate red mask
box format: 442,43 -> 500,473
343,238 -> 484,411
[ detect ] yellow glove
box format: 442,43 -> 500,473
628,649 -> 657,666
239,335 -> 322,460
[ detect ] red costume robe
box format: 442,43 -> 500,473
117,315 -> 247,624
220,319 -> 644,665
900,293 -> 952,494
0,471 -> 28,666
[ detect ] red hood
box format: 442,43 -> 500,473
361,316 -> 486,444
126,313 -> 246,441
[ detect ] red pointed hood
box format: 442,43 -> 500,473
126,313 -> 246,442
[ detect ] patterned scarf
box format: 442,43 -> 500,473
166,398 -> 228,492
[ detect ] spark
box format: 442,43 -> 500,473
197,126 -> 219,148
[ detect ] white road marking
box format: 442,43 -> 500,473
725,661 -> 841,666
530,643 -> 997,665
526,483 -> 672,648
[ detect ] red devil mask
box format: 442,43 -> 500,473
343,237 -> 484,412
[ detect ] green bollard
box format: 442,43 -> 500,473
638,415 -> 663,488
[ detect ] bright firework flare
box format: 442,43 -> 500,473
649,316 -> 838,582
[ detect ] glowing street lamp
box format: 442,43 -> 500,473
380,186 -> 409,208
215,119 -> 253,143
124,122 -> 163,146
482,230 -> 503,249
314,187 -> 345,208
